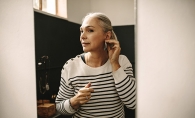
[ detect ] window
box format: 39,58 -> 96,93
33,0 -> 67,18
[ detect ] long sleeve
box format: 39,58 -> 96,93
55,67 -> 76,115
112,55 -> 136,109
55,55 -> 135,117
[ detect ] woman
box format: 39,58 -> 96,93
55,12 -> 136,118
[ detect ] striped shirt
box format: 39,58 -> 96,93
55,54 -> 136,118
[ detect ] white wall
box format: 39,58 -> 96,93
136,1 -> 195,118
90,0 -> 134,26
67,0 -> 91,24
67,0 -> 134,26
1,1 -> 195,118
0,0 -> 37,118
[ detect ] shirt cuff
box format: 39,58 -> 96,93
64,99 -> 76,114
112,67 -> 127,84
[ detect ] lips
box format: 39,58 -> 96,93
82,42 -> 90,47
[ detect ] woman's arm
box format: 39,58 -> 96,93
112,57 -> 136,109
55,67 -> 76,115
106,39 -> 136,109
55,66 -> 94,115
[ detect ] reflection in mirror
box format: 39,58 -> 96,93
34,0 -> 135,118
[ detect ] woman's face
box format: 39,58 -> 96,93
80,17 -> 106,52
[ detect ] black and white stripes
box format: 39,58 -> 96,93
55,54 -> 136,118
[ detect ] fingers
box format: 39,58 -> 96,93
79,87 -> 94,92
75,82 -> 94,105
105,40 -> 121,52
79,88 -> 93,93
75,93 -> 92,105
81,82 -> 94,92
78,95 -> 92,104
77,92 -> 92,99
84,82 -> 91,88
105,39 -> 120,45
81,94 -> 92,100
105,40 -> 120,49
78,82 -> 94,99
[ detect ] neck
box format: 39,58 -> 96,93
85,51 -> 108,67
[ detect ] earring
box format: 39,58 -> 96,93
104,42 -> 107,50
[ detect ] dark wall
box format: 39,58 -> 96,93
34,11 -> 135,117
34,12 -> 82,101
34,12 -> 82,68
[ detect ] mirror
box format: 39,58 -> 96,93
34,0 -> 135,118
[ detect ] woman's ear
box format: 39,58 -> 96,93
106,31 -> 112,40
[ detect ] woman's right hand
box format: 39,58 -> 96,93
70,82 -> 94,110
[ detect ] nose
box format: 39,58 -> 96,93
80,32 -> 87,40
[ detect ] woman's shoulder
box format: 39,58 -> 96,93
119,54 -> 132,66
119,54 -> 129,61
63,54 -> 83,68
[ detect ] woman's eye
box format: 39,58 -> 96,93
88,30 -> 94,32
80,30 -> 83,33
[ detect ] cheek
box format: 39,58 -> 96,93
91,35 -> 102,44
80,36 -> 82,42
91,32 -> 105,40
92,36 -> 105,47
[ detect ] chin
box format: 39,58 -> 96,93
83,48 -> 89,52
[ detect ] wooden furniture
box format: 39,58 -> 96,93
37,103 -> 56,118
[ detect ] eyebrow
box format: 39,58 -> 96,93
80,26 -> 95,29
